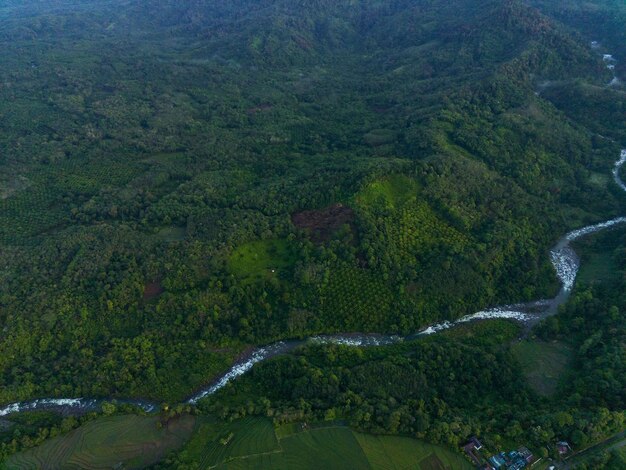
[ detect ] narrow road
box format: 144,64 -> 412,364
560,430 -> 626,469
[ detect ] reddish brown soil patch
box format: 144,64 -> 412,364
143,280 -> 164,301
291,203 -> 356,243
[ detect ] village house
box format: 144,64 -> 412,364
556,441 -> 572,456
462,436 -> 484,466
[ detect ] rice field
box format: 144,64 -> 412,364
320,266 -> 395,329
355,432 -> 472,470
5,413 -> 471,469
5,414 -> 195,469
181,416 -> 281,468
177,418 -> 471,470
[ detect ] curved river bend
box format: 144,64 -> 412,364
1,149 -> 623,417
5,51 -> 622,418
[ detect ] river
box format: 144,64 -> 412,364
1,62 -> 625,418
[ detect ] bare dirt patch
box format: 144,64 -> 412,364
143,280 -> 164,301
291,203 -> 356,243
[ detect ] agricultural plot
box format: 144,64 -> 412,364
387,201 -> 468,261
5,414 -> 195,469
355,433 -> 472,470
227,239 -> 297,284
320,266 -> 396,330
356,174 -> 469,265
0,155 -> 146,245
511,340 -> 573,396
211,425 -> 370,470
177,416 -> 281,468
192,421 -> 471,470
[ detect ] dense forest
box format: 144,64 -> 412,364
1,0 -> 625,468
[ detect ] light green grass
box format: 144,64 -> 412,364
511,340 -> 573,396
6,414 -> 195,469
356,175 -> 419,209
228,239 -> 297,283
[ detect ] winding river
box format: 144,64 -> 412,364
1,75 -> 625,420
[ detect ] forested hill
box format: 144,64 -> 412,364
0,0 -> 623,407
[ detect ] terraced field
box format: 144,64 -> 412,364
5,414 -> 195,469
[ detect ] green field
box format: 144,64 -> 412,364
512,340 -> 573,396
355,433 -> 472,470
577,249 -> 619,286
574,226 -> 626,285
178,416 -> 281,468
175,417 -> 471,470
227,239 -> 297,284
5,414 -> 195,469
355,175 -> 419,210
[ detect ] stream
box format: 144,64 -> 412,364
1,63 -> 625,420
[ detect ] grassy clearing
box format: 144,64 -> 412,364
156,226 -> 187,242
227,239 -> 297,283
588,171 -> 609,189
6,414 -> 195,469
216,426 -> 370,470
574,225 -> 626,285
356,174 -> 419,210
511,340 -> 573,396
